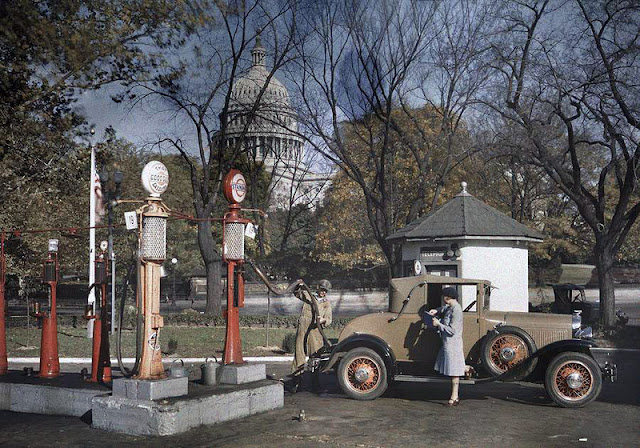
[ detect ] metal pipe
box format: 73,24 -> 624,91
0,231 -> 7,375
37,252 -> 60,378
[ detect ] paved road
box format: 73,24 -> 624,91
8,285 -> 639,320
170,285 -> 640,320
0,359 -> 638,448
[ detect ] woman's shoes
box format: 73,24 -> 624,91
446,399 -> 460,407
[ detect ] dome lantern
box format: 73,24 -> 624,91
251,35 -> 266,67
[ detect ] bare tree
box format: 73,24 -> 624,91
126,0 -> 298,313
403,0 -> 497,216
290,0 -> 492,277
269,149 -> 330,253
487,0 -> 640,326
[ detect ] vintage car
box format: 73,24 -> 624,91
311,274 -> 615,408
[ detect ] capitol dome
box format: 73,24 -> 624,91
229,40 -> 290,110
222,35 -> 303,169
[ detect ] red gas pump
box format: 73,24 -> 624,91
32,239 -> 60,378
221,170 -> 250,365
84,248 -> 112,383
0,231 -> 7,375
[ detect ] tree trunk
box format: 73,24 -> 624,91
595,245 -> 616,328
204,259 -> 222,315
196,220 -> 222,315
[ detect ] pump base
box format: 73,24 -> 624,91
0,371 -> 110,417
112,376 -> 188,401
92,379 -> 283,436
219,363 -> 266,385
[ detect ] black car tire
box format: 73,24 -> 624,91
544,351 -> 602,408
338,347 -> 388,400
481,326 -> 538,380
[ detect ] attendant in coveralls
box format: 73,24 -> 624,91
428,286 -> 465,406
291,279 -> 332,392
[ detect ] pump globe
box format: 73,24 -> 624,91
141,161 -> 169,197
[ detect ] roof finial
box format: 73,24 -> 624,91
461,181 -> 468,194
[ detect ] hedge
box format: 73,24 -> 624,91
7,309 -> 354,330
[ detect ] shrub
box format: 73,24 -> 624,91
281,332 -> 297,353
166,338 -> 178,355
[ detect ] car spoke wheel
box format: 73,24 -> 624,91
553,361 -> 593,400
338,347 -> 388,400
545,352 -> 602,408
481,326 -> 537,379
345,357 -> 380,392
489,334 -> 529,372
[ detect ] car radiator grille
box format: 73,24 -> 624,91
527,329 -> 571,349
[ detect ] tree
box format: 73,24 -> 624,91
290,0 -> 491,278
126,1 -> 299,313
313,172 -> 385,270
0,0 -> 194,281
487,0 -> 640,326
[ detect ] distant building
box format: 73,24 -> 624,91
220,36 -> 330,209
387,183 -> 544,312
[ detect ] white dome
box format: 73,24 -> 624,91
229,38 -> 290,111
222,36 -> 304,172
230,65 -> 290,109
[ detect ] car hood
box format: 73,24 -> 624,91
483,311 -> 572,330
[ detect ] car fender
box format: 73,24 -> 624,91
532,338 -> 599,366
321,333 -> 397,377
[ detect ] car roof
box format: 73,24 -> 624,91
390,274 -> 491,287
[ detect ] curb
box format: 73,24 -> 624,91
8,356 -> 294,364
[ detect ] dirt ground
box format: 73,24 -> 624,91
0,361 -> 638,448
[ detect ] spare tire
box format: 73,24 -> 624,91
481,326 -> 538,380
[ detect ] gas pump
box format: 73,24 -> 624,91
31,239 -> 60,378
135,161 -> 170,380
84,241 -> 112,383
221,170 -> 250,365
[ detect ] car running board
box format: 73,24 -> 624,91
394,375 -> 478,385
394,375 -> 498,385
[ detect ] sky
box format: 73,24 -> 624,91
76,85 -> 175,147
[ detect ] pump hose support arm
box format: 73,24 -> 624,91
246,259 -> 331,349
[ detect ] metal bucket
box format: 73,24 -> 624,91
201,357 -> 219,385
170,359 -> 186,378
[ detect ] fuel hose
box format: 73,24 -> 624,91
115,257 -> 142,377
246,259 -> 331,349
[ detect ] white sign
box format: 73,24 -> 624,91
124,211 -> 138,230
141,161 -> 169,197
229,172 -> 246,203
414,260 -> 422,276
245,223 -> 256,239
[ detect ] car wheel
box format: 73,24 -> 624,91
337,347 -> 388,400
481,326 -> 538,380
544,352 -> 602,408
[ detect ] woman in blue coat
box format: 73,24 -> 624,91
428,286 -> 466,406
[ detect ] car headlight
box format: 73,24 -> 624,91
574,326 -> 593,339
571,311 -> 582,330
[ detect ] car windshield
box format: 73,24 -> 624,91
483,285 -> 491,311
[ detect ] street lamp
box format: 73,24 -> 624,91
171,258 -> 178,305
99,166 -> 124,334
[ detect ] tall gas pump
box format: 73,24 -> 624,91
32,239 -> 60,378
135,161 -> 170,380
222,170 -> 250,365
0,231 -> 7,375
84,242 -> 112,383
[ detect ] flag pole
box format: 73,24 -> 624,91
87,129 -> 96,338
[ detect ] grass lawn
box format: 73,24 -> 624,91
6,326 -> 342,358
